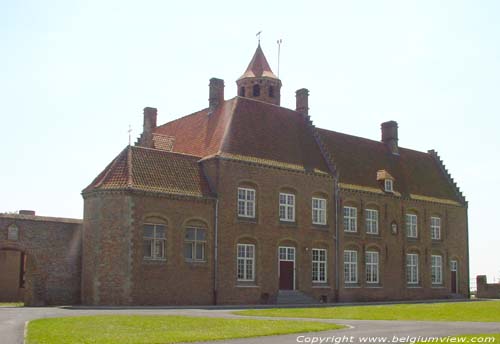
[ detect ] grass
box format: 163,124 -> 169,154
0,302 -> 23,307
235,301 -> 500,322
26,315 -> 344,344
416,334 -> 500,344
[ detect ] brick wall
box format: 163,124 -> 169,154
0,214 -> 82,306
476,275 -> 500,298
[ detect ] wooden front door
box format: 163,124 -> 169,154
450,260 -> 458,293
278,246 -> 295,290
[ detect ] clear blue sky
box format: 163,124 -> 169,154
1,0 -> 499,286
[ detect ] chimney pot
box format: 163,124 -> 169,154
209,78 -> 224,114
381,120 -> 399,155
296,88 -> 309,115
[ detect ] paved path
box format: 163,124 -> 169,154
1,306 -> 499,344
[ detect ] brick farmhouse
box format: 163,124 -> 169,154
0,45 -> 469,305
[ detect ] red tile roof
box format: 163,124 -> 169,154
84,146 -> 211,197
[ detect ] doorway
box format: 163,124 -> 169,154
450,260 -> 458,294
0,250 -> 26,302
278,246 -> 295,290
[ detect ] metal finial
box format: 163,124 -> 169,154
277,38 -> 283,79
256,31 -> 262,44
128,125 -> 132,146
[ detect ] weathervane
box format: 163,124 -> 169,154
256,31 -> 262,44
277,38 -> 283,79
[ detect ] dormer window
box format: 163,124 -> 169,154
385,179 -> 393,192
377,170 -> 395,193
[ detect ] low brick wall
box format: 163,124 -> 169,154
476,275 -> 500,299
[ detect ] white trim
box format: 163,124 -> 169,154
384,179 -> 393,192
312,198 -> 327,225
431,255 -> 443,285
237,243 -> 255,282
143,223 -> 167,261
406,253 -> 419,285
405,213 -> 418,238
344,249 -> 358,283
343,206 -> 357,232
430,216 -> 441,240
312,248 -> 327,282
365,209 -> 379,234
365,251 -> 379,284
279,193 -> 296,222
237,187 -> 256,218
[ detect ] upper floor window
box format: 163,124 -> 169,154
430,217 -> 441,240
312,248 -> 327,283
312,197 -> 327,225
143,223 -> 166,261
7,224 -> 19,241
344,250 -> 358,283
279,192 -> 295,222
431,255 -> 443,284
269,86 -> 275,98
184,227 -> 206,262
365,251 -> 379,284
237,243 -> 255,281
253,84 -> 260,96
237,187 -> 256,218
406,253 -> 419,284
365,209 -> 379,234
384,179 -> 393,192
406,213 -> 418,238
239,86 -> 245,97
343,206 -> 357,232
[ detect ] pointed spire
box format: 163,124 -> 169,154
238,44 -> 278,80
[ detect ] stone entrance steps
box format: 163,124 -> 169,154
277,290 -> 318,305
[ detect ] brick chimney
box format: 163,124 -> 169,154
141,107 -> 157,147
208,78 -> 224,115
296,88 -> 309,115
19,210 -> 35,216
381,121 -> 399,155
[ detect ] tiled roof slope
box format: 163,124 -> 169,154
317,128 -> 461,201
154,97 -> 330,173
83,146 -> 211,197
238,44 -> 278,80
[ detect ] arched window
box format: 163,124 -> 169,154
344,249 -> 358,284
143,222 -> 166,261
184,226 -> 207,262
239,86 -> 245,97
268,86 -> 274,98
252,84 -> 260,97
365,249 -> 380,284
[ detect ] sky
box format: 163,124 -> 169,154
1,0 -> 499,287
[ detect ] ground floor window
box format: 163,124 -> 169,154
431,255 -> 443,284
143,223 -> 166,260
344,250 -> 358,283
365,251 -> 379,283
184,227 -> 206,262
312,248 -> 327,282
406,253 -> 419,285
237,244 -> 255,281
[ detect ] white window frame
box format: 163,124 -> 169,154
312,248 -> 327,283
365,209 -> 379,234
406,253 -> 419,285
384,179 -> 393,192
431,255 -> 443,285
343,206 -> 357,232
237,187 -> 256,218
237,244 -> 255,282
406,213 -> 418,238
184,227 -> 207,262
365,251 -> 379,284
430,216 -> 441,240
143,223 -> 166,261
344,250 -> 358,283
312,197 -> 327,225
279,192 -> 295,222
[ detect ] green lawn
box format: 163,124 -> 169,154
0,302 -> 23,307
235,301 -> 500,322
417,334 -> 500,344
26,315 -> 344,344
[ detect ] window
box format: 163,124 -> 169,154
269,86 -> 274,98
406,253 -> 419,284
279,193 -> 295,222
431,217 -> 441,240
344,250 -> 358,283
253,84 -> 260,96
366,251 -> 379,283
312,249 -> 327,283
384,179 -> 393,192
143,223 -> 166,260
184,227 -> 206,262
365,209 -> 379,234
237,244 -> 255,281
343,206 -> 357,232
406,213 -> 418,238
239,86 -> 245,96
238,187 -> 256,218
312,198 -> 327,225
431,255 -> 443,284
7,224 -> 19,241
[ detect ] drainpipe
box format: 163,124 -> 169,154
334,178 -> 340,300
213,198 -> 219,304
465,202 -> 470,299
